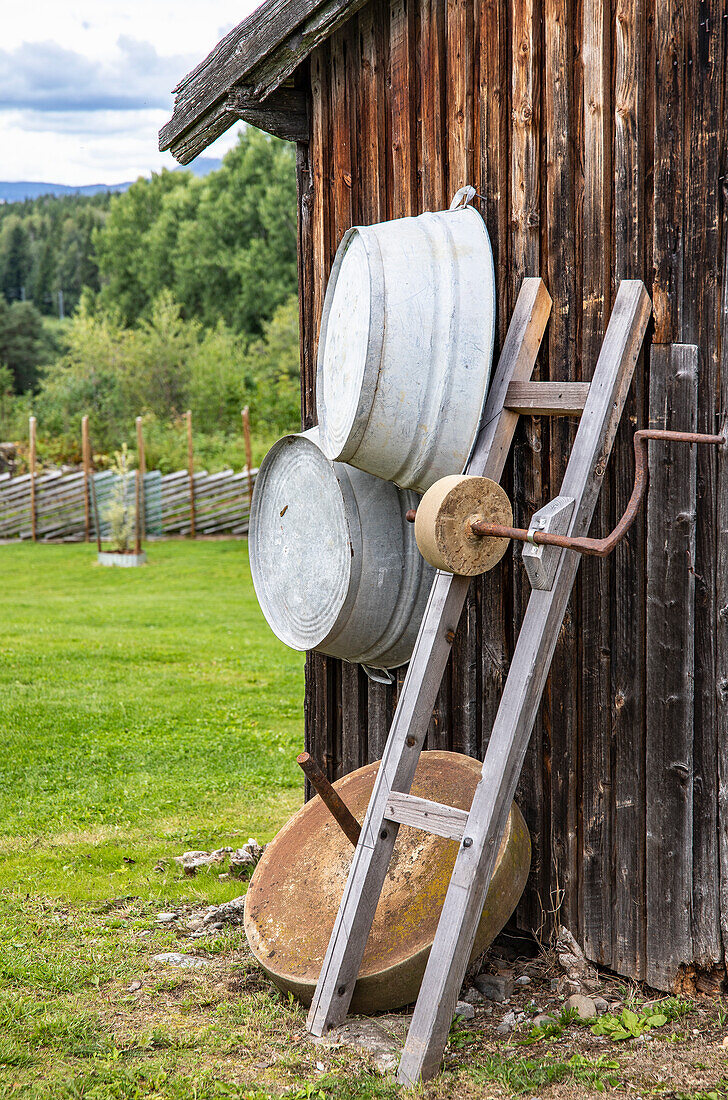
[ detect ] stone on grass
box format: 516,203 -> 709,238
565,993 -> 597,1020
455,1001 -> 475,1020
152,952 -> 210,970
312,1018 -> 400,1075
474,973 -> 513,1002
175,849 -> 232,875
229,838 -> 265,875
532,1013 -> 557,1028
496,1010 -> 517,1036
594,996 -> 609,1015
156,912 -> 178,923
201,895 -> 247,927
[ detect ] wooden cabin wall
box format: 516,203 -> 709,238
296,0 -> 728,989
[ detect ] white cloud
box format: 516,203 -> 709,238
1,0 -> 262,185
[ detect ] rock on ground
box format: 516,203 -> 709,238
473,973 -> 513,1002
152,952 -> 210,970
565,993 -> 598,1020
311,1017 -> 402,1075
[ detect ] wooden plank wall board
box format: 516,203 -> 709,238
718,178 -> 728,971
477,0 -> 512,763
543,0 -> 579,934
645,345 -> 697,990
611,0 -> 646,980
509,0 -> 547,935
299,0 -> 728,983
579,0 -> 613,968
418,0 -> 446,212
447,0 -> 479,760
684,0 -> 725,974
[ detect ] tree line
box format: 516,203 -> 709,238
0,129 -> 300,471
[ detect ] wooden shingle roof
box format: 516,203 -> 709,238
158,0 -> 365,163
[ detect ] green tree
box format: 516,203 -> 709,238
119,291 -> 198,419
1,220 -> 32,303
0,299 -> 52,392
171,128 -> 298,333
243,293 -> 300,435
95,171 -> 193,325
33,306 -> 128,449
94,128 -> 298,334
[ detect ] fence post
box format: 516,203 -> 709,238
29,415 -> 37,542
136,416 -> 146,542
135,469 -> 142,555
242,405 -> 254,510
186,410 -> 196,538
82,415 -> 91,542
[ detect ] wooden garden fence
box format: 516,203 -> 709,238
0,466 -> 258,542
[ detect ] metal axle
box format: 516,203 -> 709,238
407,429 -> 724,559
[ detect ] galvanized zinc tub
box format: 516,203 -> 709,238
249,429 -> 434,670
316,201 -> 496,494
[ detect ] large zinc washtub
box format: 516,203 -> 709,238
316,202 -> 496,494
249,428 -> 434,671
244,751 -> 531,1014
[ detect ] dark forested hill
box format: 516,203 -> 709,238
0,160 -> 224,204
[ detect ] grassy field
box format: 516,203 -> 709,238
2,542 -> 727,1100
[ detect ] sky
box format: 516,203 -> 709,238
0,1 -> 262,185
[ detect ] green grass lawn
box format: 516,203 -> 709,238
0,541 -> 304,905
2,543 -> 724,1100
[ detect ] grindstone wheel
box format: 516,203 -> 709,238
244,751 -> 531,1014
414,474 -> 513,575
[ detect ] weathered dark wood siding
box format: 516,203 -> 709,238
296,0 -> 728,989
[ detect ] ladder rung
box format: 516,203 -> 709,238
505,380 -> 590,416
384,792 -> 469,842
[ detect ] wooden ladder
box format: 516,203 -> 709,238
306,277 -> 652,1085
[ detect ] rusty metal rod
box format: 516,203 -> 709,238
297,752 -> 361,847
469,429 -> 724,557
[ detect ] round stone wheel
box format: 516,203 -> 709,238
244,751 -> 531,1014
414,474 -> 513,575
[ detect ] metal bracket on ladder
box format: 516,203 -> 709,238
306,278 -> 653,1086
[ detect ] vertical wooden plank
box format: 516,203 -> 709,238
358,3 -> 389,225
445,0 -> 478,758
579,0 -> 614,966
478,0 -> 511,759
296,135 -> 316,430
418,0 -> 446,212
356,0 -> 397,759
543,0 -> 580,935
645,345 -> 697,990
390,0 -> 415,217
684,0 -> 724,972
330,27 -> 355,237
611,0 -> 647,980
446,0 -> 475,194
310,44 -> 331,358
652,0 -> 684,344
718,176 -> 728,972
644,0 -> 687,985
510,0 -> 546,933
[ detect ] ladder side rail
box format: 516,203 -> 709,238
306,277 -> 552,1036
397,278 -> 652,1085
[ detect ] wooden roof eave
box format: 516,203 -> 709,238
158,0 -> 366,163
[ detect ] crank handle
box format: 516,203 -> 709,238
469,428 -> 725,558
